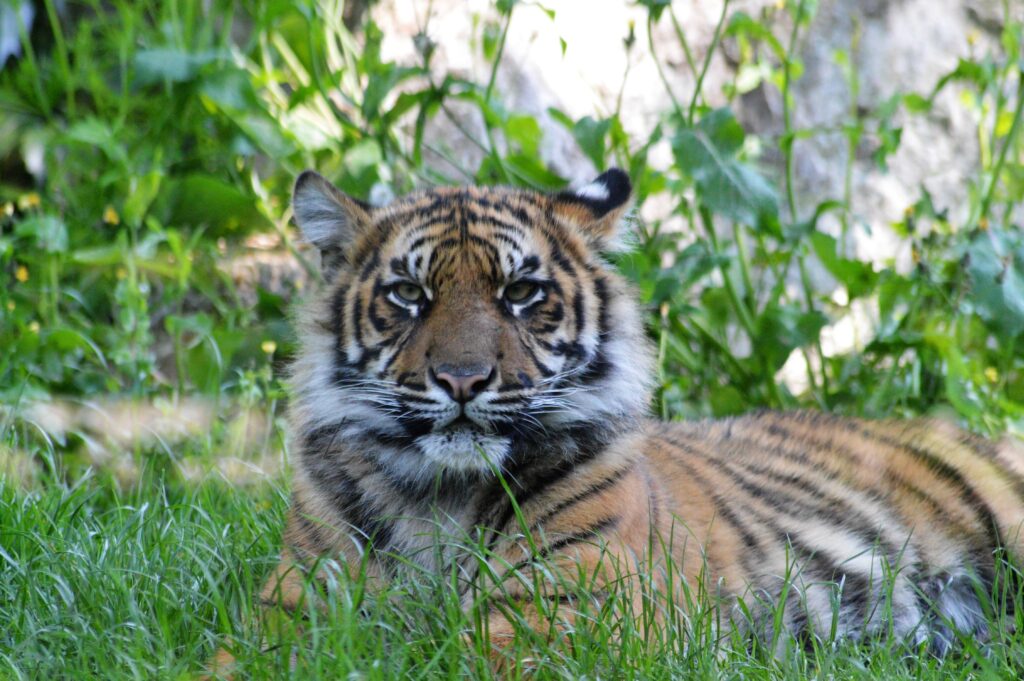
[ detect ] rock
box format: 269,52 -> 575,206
370,0 -> 1021,264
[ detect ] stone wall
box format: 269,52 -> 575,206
373,0 -> 1020,268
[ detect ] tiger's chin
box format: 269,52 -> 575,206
416,428 -> 511,475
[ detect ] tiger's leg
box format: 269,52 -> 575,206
474,544 -> 658,671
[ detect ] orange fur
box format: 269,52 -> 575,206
211,170 -> 1024,673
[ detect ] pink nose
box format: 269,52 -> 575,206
433,366 -> 493,402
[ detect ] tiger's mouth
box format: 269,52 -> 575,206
443,414 -> 477,430
435,409 -> 492,434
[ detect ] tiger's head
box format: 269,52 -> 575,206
290,169 -> 653,483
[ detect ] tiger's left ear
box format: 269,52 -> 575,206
552,168 -> 632,251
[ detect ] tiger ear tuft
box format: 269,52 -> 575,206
553,168 -> 633,250
292,170 -> 372,272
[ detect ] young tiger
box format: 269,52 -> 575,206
234,168 -> 1024,666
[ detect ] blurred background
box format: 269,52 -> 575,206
1,0 -> 1023,487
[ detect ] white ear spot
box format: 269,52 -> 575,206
576,181 -> 610,202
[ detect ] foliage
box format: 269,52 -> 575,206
2,1 -> 1022,432
1,0 -> 1024,677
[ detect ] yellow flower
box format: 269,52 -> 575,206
5,301 -> 14,312
103,205 -> 120,225
2,202 -> 13,217
28,321 -> 40,334
15,266 -> 29,283
16,193 -> 40,210
978,216 -> 989,231
967,30 -> 980,46
261,340 -> 277,355
985,367 -> 999,383
115,267 -> 128,280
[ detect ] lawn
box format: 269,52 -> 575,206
2,0 -> 1023,678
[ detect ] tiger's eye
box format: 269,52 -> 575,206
395,282 -> 425,304
504,281 -> 539,304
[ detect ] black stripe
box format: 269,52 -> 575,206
506,515 -> 621,575
763,419 -> 985,543
572,289 -> 586,335
593,276 -> 610,334
531,466 -> 631,530
520,340 -> 556,378
668,441 -> 875,625
300,436 -> 394,554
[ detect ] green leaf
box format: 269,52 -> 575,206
810,231 -> 878,298
710,384 -> 746,416
157,174 -> 271,234
16,215 -> 68,253
124,171 -> 163,227
340,139 -> 384,198
64,118 -> 128,166
726,12 -> 786,60
902,93 -> 932,113
635,0 -> 672,21
756,303 -> 828,372
783,199 -> 843,242
570,116 -> 612,170
502,153 -> 566,191
672,108 -> 778,229
966,228 -> 1024,336
46,327 -> 108,367
70,244 -> 124,266
133,48 -> 224,85
362,65 -> 424,121
505,114 -> 543,158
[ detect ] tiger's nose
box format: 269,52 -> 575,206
432,365 -> 494,403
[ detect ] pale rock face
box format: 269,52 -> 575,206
373,0 -> 1019,254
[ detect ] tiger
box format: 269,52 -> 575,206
215,167 -> 1024,672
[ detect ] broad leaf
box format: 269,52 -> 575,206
672,108 -> 778,229
966,228 -> 1024,336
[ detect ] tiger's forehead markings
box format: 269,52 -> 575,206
378,190 -> 549,286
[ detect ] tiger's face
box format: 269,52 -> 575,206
290,170 -> 653,482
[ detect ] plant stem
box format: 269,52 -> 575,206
688,0 -> 729,124
980,68 -> 1024,223
647,13 -> 684,118
733,222 -> 756,313
669,6 -> 700,82
484,10 -> 512,105
42,0 -> 75,118
779,0 -> 828,403
840,19 -> 861,259
781,1 -> 804,226
700,207 -> 756,339
480,7 -> 514,183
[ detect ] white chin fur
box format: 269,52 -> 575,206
416,431 -> 510,474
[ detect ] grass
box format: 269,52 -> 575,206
2,0 -> 1024,678
4,446 -> 1024,679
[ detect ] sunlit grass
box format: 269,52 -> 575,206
3,439 -> 1024,680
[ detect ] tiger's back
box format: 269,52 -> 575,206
466,409 -> 1024,652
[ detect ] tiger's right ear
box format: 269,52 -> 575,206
292,170 -> 372,273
